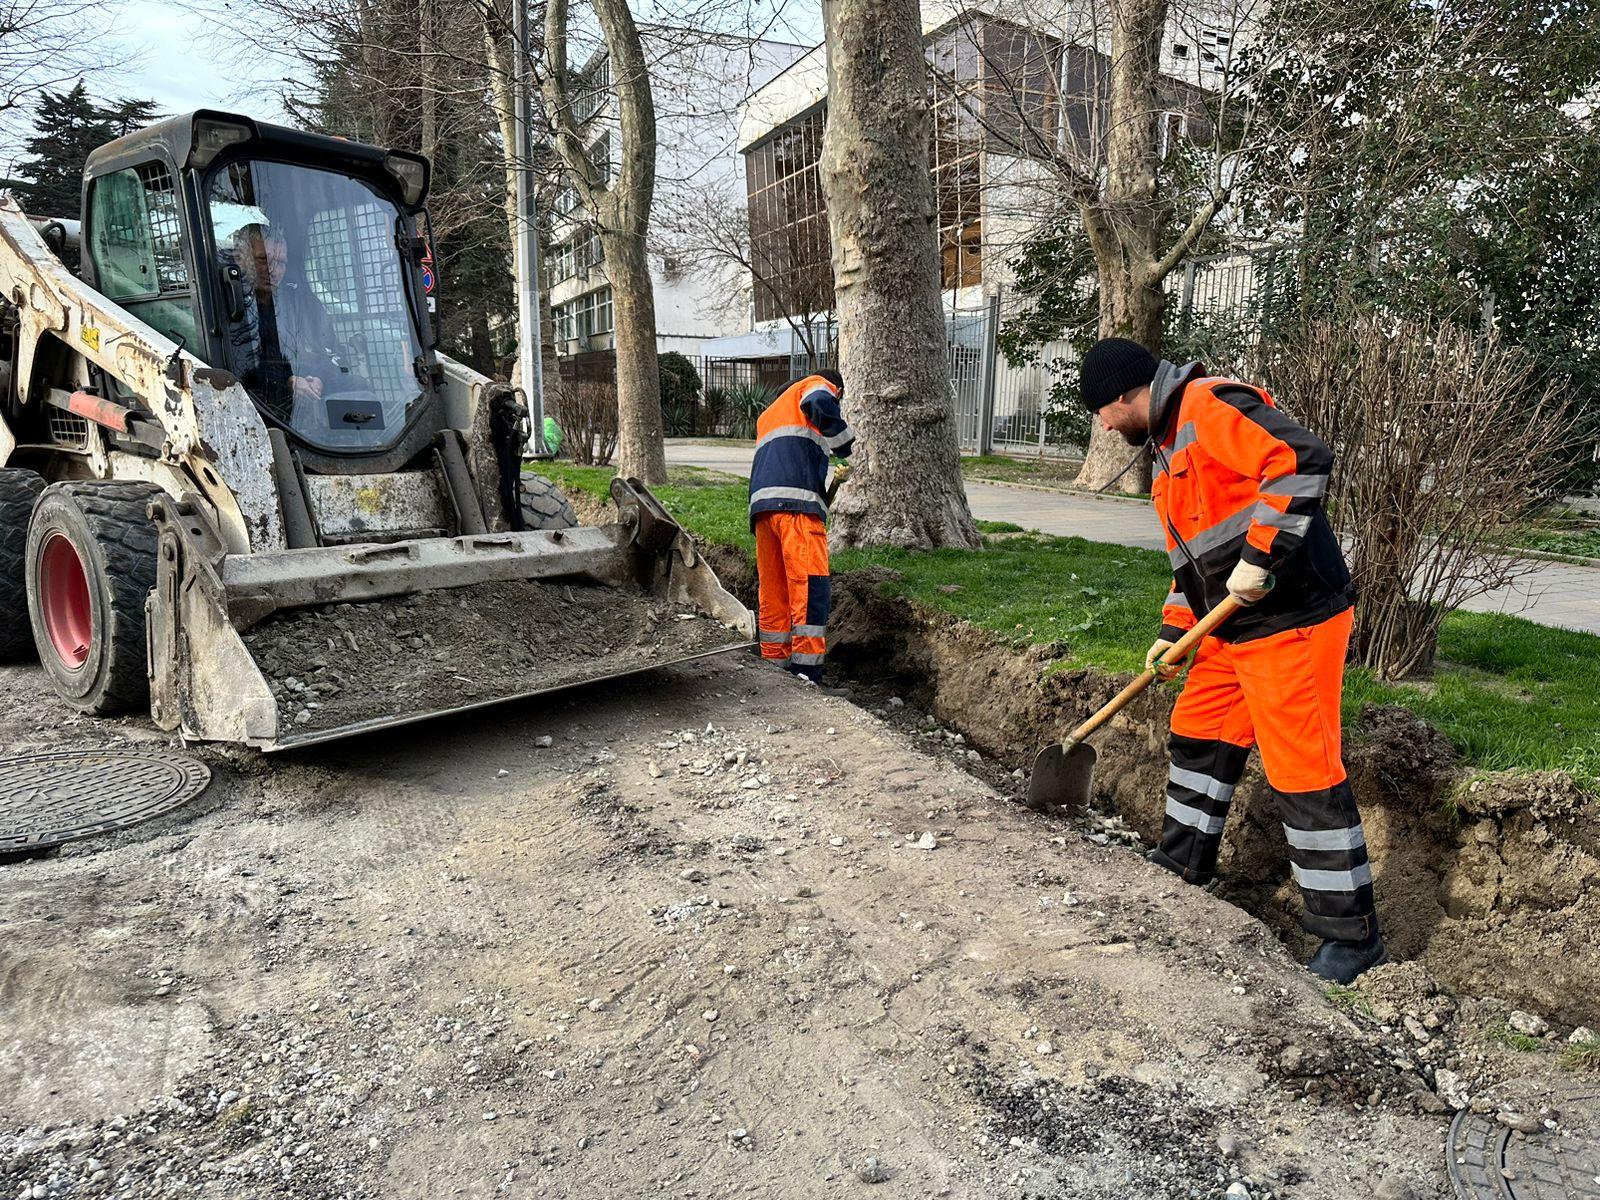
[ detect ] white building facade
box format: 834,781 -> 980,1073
547,33 -> 809,362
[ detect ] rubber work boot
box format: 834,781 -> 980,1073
1306,930 -> 1389,985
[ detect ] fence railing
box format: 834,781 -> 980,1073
551,244 -> 1291,456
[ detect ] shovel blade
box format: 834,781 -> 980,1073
1026,741 -> 1098,814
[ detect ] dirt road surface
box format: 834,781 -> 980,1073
2,655 -> 1461,1197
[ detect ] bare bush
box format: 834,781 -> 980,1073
1255,315 -> 1577,679
547,378 -> 619,466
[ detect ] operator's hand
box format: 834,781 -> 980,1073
1226,560 -> 1272,605
831,463 -> 852,485
1145,638 -> 1184,681
291,375 -> 324,403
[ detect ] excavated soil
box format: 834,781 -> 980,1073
822,566 -> 1600,1030
245,579 -> 744,735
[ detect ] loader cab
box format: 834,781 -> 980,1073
80,111 -> 440,473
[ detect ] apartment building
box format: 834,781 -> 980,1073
547,34 -> 809,362
700,0 -> 1243,370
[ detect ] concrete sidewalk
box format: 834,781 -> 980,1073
666,439 -> 1600,636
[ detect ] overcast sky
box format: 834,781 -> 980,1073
119,1 -> 290,119
2,0 -> 821,167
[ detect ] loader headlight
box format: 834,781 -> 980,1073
383,152 -> 430,209
189,115 -> 254,169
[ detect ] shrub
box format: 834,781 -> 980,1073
1255,314 -> 1577,679
658,351 -> 703,436
724,382 -> 775,440
546,377 -> 618,466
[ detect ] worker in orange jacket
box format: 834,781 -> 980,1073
1078,337 -> 1385,984
749,369 -> 854,683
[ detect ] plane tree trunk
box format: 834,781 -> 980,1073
542,0 -> 666,484
819,0 -> 979,550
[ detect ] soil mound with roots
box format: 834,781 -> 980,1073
824,567 -> 1600,1027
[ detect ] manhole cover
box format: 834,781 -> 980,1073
0,750 -> 211,852
1450,1085 -> 1600,1199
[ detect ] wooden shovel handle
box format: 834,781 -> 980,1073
1064,595 -> 1248,745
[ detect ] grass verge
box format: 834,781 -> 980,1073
1511,526 -> 1600,561
535,462 -> 1600,789
961,454 -> 1085,490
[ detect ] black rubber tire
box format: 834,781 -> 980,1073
26,481 -> 163,714
519,472 -> 579,531
0,467 -> 47,661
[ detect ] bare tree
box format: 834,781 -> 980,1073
820,0 -> 979,550
657,190 -> 835,361
542,0 -> 667,485
923,0 -> 1284,490
1255,314 -> 1578,679
0,0 -> 124,152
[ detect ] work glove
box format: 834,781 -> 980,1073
831,463 -> 852,485
1144,638 -> 1184,681
1226,559 -> 1273,605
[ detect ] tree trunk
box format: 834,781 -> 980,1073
469,306 -> 495,374
605,232 -> 667,482
1073,0 -> 1168,494
1075,272 -> 1164,491
819,0 -> 979,550
542,0 -> 667,484
483,3 -> 523,384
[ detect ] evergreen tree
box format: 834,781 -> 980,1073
10,84 -> 162,217
103,98 -> 162,139
11,82 -> 106,217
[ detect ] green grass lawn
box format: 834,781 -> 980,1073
536,462 -> 1600,788
961,454 -> 1085,490
1512,527 -> 1600,561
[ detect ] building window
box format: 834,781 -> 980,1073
587,133 -> 612,186
584,287 -> 614,336
572,56 -> 612,125
744,106 -> 835,324
929,21 -> 988,290
553,301 -> 578,342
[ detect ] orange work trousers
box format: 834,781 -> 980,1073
754,511 -> 830,682
1151,608 -> 1378,942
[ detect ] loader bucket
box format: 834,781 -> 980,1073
145,478 -> 754,751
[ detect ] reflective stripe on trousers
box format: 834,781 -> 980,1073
1149,609 -> 1377,942
754,511 -> 830,681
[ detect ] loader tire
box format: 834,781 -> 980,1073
0,467 -> 47,661
519,472 -> 579,531
26,481 -> 163,715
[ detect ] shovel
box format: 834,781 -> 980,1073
1026,594 -> 1249,813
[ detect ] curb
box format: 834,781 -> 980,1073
1503,547 -> 1600,570
963,474 -> 1152,506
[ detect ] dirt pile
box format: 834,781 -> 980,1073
245,578 -> 744,733
825,566 -> 1600,1029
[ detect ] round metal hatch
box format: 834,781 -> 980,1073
1450,1084 -> 1600,1200
0,750 -> 212,853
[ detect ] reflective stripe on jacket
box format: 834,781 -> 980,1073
1150,361 -> 1352,644
749,375 -> 854,527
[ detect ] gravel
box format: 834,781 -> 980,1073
246,579 -> 742,735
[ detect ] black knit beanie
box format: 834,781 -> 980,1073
1079,338 -> 1158,411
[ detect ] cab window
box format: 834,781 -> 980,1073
87,161 -> 200,353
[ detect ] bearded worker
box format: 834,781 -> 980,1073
1077,337 -> 1384,985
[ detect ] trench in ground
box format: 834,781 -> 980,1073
696,541 -> 1600,1032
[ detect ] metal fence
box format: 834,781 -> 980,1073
552,244 -> 1287,456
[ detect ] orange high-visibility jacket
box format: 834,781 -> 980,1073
748,375 -> 854,526
1150,363 -> 1352,644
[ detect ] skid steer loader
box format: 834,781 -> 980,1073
0,110 -> 752,750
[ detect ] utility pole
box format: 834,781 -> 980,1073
514,0 -> 548,456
